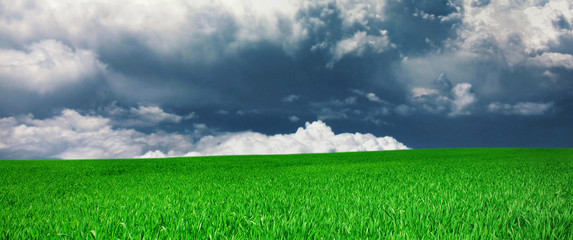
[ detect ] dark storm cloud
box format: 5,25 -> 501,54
1,0 -> 572,159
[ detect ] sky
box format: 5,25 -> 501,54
0,0 -> 572,159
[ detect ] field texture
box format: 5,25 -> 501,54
1,148 -> 572,239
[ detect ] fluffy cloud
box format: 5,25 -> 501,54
529,52 -> 573,69
0,40 -> 105,93
451,0 -> 573,65
398,0 -> 573,107
145,120 -> 408,157
105,105 -> 194,127
0,109 -> 193,159
0,0 -> 392,62
0,110 -> 407,159
336,0 -> 387,28
0,0 -> 308,63
328,30 -> 393,67
410,75 -> 477,117
288,115 -> 300,122
488,102 -> 554,116
450,83 -> 477,116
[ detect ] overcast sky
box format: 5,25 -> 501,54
1,0 -> 572,159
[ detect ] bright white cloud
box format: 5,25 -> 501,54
328,30 -> 393,67
488,102 -> 553,115
0,110 -> 407,159
0,109 -> 193,159
154,120 -> 407,157
449,0 -> 573,66
0,40 -> 105,93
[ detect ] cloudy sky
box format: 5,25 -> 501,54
1,0 -> 572,159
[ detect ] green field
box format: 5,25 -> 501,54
1,148 -> 572,239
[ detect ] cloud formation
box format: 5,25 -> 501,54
0,109 -> 193,159
451,0 -> 573,66
0,0 -> 393,62
0,40 -> 105,93
409,76 -> 477,117
145,120 -> 408,158
328,31 -> 393,67
488,102 -> 554,116
0,110 -> 407,159
529,52 -> 573,69
0,0 -> 571,153
106,105 -> 195,127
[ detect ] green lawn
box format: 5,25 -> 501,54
1,148 -> 572,239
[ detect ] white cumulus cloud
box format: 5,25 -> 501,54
129,105 -> 184,124
0,111 -> 407,160
0,109 -> 193,159
452,0 -> 573,62
397,0 -> 573,102
0,40 -> 105,93
166,120 -> 408,157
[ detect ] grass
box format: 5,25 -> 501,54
0,148 -> 572,239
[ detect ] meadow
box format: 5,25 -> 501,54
1,148 -> 572,239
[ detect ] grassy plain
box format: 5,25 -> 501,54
1,148 -> 572,239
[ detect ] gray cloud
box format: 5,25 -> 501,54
288,115 -> 300,122
529,52 -> 573,69
282,94 -> 301,103
409,80 -> 477,117
488,102 -> 554,116
327,30 -> 394,67
105,104 -> 195,127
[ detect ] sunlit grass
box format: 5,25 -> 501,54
1,148 -> 572,239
